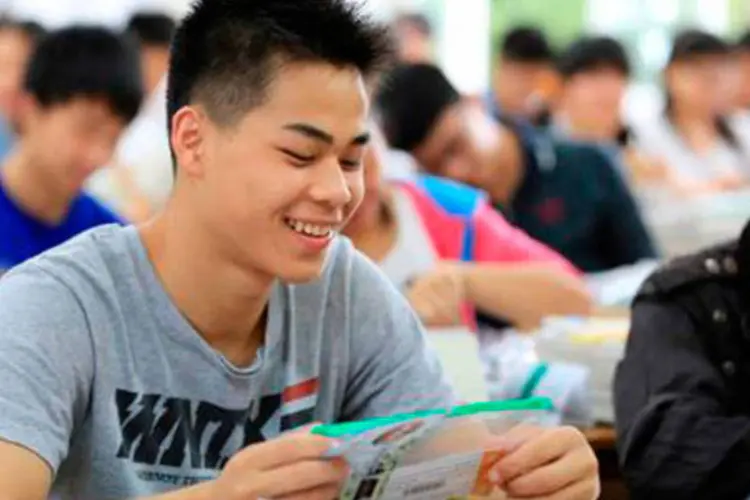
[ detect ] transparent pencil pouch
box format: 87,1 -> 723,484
312,397 -> 559,500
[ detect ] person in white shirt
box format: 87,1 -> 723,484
635,30 -> 749,196
87,12 -> 176,220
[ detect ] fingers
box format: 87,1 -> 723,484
408,276 -> 464,326
504,445 -> 598,497
231,434 -> 335,471
493,423 -> 545,455
250,458 -> 349,498
505,476 -> 600,500
494,427 -> 588,484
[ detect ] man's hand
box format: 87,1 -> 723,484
492,425 -> 600,500
405,265 -> 465,327
209,432 -> 349,500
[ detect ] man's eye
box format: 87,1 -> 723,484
280,148 -> 315,165
340,159 -> 363,171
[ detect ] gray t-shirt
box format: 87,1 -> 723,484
0,225 -> 455,499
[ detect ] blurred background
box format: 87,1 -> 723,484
5,0 -> 745,124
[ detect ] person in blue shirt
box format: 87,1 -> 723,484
0,26 -> 144,272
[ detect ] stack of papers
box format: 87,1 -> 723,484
534,317 -> 629,424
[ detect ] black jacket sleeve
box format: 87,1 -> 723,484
614,300 -> 750,499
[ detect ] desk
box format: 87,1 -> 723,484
584,426 -> 629,500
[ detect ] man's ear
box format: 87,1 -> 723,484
170,106 -> 206,179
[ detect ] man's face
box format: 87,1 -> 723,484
171,62 -> 369,284
412,102 -> 503,192
140,44 -> 170,96
493,59 -> 553,118
667,55 -> 730,117
344,128 -> 386,236
22,96 -> 126,195
736,51 -> 750,109
0,28 -> 33,121
560,67 -> 627,135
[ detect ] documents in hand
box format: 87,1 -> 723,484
313,398 -> 558,500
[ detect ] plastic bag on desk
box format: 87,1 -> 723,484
584,259 -> 659,308
312,398 -> 558,500
482,332 -> 594,428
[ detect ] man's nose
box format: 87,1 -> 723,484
309,158 -> 353,208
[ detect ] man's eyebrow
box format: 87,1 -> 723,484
282,123 -> 371,146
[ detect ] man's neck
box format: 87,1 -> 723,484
1,149 -> 76,225
138,198 -> 273,368
670,108 -> 719,153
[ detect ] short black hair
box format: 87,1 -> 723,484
557,36 -> 631,78
24,26 -> 143,123
668,29 -> 731,64
375,63 -> 459,151
167,0 -> 392,138
126,11 -> 176,48
499,26 -> 554,63
0,17 -> 46,45
393,13 -> 432,37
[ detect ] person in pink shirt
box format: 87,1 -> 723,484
344,130 -> 592,330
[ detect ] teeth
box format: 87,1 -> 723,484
286,218 -> 333,238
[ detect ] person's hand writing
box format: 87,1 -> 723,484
405,265 -> 465,327
492,425 -> 599,500
209,432 -> 348,500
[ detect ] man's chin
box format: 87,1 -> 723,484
274,255 -> 329,285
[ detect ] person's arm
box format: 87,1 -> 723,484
0,265 -> 95,500
341,251 -> 457,420
615,300 -> 750,499
598,151 -> 660,267
457,262 -> 592,330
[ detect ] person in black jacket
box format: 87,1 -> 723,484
615,220 -> 750,499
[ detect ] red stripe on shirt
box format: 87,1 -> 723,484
283,378 -> 319,403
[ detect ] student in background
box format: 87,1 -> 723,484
488,26 -> 559,126
729,32 -> 750,155
126,12 -> 175,97
88,11 -> 176,221
554,36 -> 668,187
392,12 -> 434,64
0,27 -> 143,272
0,18 -> 45,159
0,1 -> 599,499
377,63 -> 658,273
343,129 -> 591,330
636,30 -> 749,194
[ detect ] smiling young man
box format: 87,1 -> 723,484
0,1 -> 598,499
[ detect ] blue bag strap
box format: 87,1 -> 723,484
461,217 -> 475,262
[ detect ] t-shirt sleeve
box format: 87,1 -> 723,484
0,264 -> 94,473
341,251 -> 458,421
